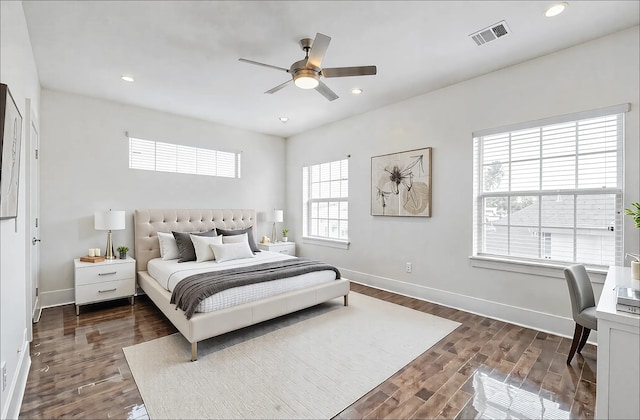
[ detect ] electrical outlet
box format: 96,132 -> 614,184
2,361 -> 6,392
405,262 -> 412,273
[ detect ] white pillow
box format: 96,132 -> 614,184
158,232 -> 180,260
222,232 -> 248,245
190,234 -> 223,262
210,242 -> 255,263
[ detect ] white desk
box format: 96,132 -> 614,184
595,266 -> 640,420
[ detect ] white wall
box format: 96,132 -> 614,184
286,26 -> 640,338
38,90 -> 287,305
0,2 -> 40,419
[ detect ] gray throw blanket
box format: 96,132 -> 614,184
170,258 -> 341,319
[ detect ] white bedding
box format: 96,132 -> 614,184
147,251 -> 338,313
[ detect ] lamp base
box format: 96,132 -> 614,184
105,230 -> 116,260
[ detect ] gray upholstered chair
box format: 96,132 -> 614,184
563,264 -> 598,364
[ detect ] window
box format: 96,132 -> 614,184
128,137 -> 241,178
302,159 -> 349,241
473,104 -> 628,268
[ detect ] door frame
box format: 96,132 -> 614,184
24,98 -> 41,341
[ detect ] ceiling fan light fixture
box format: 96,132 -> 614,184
294,69 -> 319,89
239,32 -> 376,101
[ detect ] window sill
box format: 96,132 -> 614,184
302,236 -> 350,250
469,255 -> 607,284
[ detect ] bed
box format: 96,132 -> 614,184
134,209 -> 350,361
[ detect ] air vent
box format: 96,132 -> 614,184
470,20 -> 511,46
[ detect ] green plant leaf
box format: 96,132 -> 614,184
624,202 -> 640,228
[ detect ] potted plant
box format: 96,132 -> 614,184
281,228 -> 289,242
625,202 -> 640,279
117,246 -> 129,259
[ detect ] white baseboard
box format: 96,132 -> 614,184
39,288 -> 74,309
31,296 -> 42,323
341,268 -> 597,345
1,338 -> 31,420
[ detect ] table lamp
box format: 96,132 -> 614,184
94,210 -> 125,259
271,209 -> 283,243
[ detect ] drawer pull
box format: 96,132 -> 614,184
98,288 -> 117,293
98,271 -> 117,276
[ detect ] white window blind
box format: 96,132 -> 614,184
303,159 -> 349,240
128,137 -> 241,178
473,104 -> 628,268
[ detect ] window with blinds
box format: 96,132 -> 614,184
302,159 -> 349,240
128,137 -> 241,178
472,104 -> 628,268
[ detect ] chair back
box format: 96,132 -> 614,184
564,264 -> 596,320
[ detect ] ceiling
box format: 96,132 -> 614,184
21,1 -> 639,138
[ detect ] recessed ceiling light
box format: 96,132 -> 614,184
545,3 -> 567,17
351,88 -> 363,95
279,117 -> 289,123
121,75 -> 135,82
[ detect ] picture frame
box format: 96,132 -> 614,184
0,83 -> 23,219
371,147 -> 432,217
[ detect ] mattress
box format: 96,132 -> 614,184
147,251 -> 338,313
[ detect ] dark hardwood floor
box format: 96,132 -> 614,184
19,283 -> 596,419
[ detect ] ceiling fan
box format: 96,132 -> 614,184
239,32 -> 377,101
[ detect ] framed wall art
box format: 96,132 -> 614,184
371,147 -> 432,217
0,83 -> 23,219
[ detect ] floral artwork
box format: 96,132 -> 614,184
371,147 -> 432,217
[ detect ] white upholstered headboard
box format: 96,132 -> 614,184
134,209 -> 257,272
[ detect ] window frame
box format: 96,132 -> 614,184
302,158 -> 350,248
128,136 -> 242,179
472,104 -> 629,270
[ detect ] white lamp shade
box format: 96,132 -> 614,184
273,209 -> 284,223
94,210 -> 126,231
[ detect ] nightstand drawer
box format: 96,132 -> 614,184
258,242 -> 296,255
75,263 -> 135,286
272,246 -> 294,255
75,278 -> 135,305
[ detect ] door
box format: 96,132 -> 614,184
25,98 -> 41,332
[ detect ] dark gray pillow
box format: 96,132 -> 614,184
173,230 -> 216,262
216,227 -> 261,253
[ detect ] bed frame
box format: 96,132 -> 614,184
134,209 -> 350,361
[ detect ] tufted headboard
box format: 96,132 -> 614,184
133,209 -> 257,272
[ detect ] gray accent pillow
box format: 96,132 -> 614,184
173,229 -> 216,262
216,227 -> 261,253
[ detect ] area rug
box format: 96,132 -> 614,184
123,292 -> 460,419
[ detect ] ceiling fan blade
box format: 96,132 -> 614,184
321,66 -> 377,78
315,80 -> 338,101
265,79 -> 292,94
239,58 -> 289,73
307,33 -> 331,69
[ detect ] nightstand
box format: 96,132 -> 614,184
74,257 -> 136,315
258,241 -> 296,256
